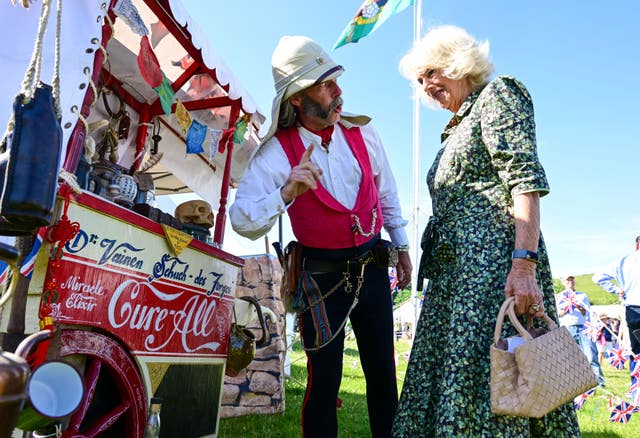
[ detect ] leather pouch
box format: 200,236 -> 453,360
0,0 -> 62,236
0,83 -> 62,234
372,239 -> 397,269
280,241 -> 302,313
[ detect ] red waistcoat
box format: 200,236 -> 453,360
276,124 -> 383,249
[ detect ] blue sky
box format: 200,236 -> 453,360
179,0 -> 640,278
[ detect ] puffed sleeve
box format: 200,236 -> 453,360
480,76 -> 550,197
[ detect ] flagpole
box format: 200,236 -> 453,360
410,0 -> 422,333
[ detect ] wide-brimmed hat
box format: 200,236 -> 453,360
263,36 -> 344,143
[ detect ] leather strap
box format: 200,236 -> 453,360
302,251 -> 373,273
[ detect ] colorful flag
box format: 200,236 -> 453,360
0,228 -> 46,285
185,119 -> 206,154
233,115 -> 250,145
606,344 -> 630,370
389,267 -> 398,292
208,128 -> 222,161
632,356 -> 640,379
582,319 -> 602,342
19,227 -> 46,279
333,0 -> 414,50
629,379 -> 640,406
154,74 -> 175,116
556,290 -> 581,314
573,388 -> 595,410
0,261 -> 10,285
609,400 -> 638,423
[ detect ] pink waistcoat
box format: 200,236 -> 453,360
276,124 -> 383,249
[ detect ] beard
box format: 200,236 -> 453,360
300,94 -> 343,120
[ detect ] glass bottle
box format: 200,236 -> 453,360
144,397 -> 162,438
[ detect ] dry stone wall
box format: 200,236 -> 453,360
221,254 -> 286,418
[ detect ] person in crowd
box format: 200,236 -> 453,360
556,275 -> 605,386
598,313 -> 621,363
229,35 -> 412,438
391,25 -> 580,436
593,235 -> 640,355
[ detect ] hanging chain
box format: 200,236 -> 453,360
351,208 -> 377,237
299,257 -> 372,352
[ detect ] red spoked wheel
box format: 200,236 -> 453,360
59,330 -> 146,438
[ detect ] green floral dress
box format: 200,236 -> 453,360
392,76 -> 581,437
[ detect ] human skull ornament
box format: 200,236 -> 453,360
175,200 -> 214,228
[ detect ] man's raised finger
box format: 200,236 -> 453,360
299,143 -> 315,164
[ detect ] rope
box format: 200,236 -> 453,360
52,0 -> 62,118
84,66 -> 98,107
20,0 -> 61,117
58,169 -> 82,194
20,0 -> 51,101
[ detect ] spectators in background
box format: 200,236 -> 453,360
593,235 -> 640,355
556,275 -> 605,386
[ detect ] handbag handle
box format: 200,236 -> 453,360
20,0 -> 62,119
493,297 -> 558,345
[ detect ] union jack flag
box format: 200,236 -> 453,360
629,384 -> 640,407
631,356 -> 640,380
557,290 -> 581,313
582,319 -> 602,342
574,388 -> 596,410
609,400 -> 639,423
388,268 -> 398,292
606,344 -> 630,370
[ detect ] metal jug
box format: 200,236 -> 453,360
0,242 -> 28,437
225,296 -> 271,377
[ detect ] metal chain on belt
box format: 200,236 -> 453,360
300,257 -> 371,352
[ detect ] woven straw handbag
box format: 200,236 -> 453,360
490,297 -> 598,417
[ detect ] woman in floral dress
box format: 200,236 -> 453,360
392,25 -> 581,437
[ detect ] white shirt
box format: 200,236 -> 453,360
555,289 -> 591,327
229,121 -> 409,246
592,249 -> 640,306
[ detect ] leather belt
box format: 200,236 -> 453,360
302,251 -> 373,273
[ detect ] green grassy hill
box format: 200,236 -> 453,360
553,273 -> 619,305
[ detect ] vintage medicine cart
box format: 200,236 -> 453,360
0,0 -> 265,436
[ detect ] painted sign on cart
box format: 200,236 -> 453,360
48,197 -> 238,358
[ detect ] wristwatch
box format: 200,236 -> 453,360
512,249 -> 538,263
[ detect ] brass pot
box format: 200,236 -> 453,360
0,351 -> 29,437
225,296 -> 269,377
225,325 -> 257,377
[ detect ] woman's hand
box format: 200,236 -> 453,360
505,258 -> 543,317
506,191 -> 544,316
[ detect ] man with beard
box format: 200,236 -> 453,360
229,36 -> 411,438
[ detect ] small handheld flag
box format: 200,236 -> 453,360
333,0 -> 414,50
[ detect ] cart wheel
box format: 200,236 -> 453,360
59,330 -> 146,438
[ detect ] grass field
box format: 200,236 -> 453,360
553,273 -> 619,306
220,276 -> 632,436
219,334 -> 640,437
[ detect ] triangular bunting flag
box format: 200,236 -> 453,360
154,74 -> 175,116
138,35 -> 162,88
175,99 -> 192,135
186,120 -> 206,154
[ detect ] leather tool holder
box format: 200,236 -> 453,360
0,83 -> 62,236
273,241 -> 302,313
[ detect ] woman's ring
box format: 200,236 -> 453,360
530,303 -> 541,312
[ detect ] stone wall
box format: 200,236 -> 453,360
220,254 -> 286,418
